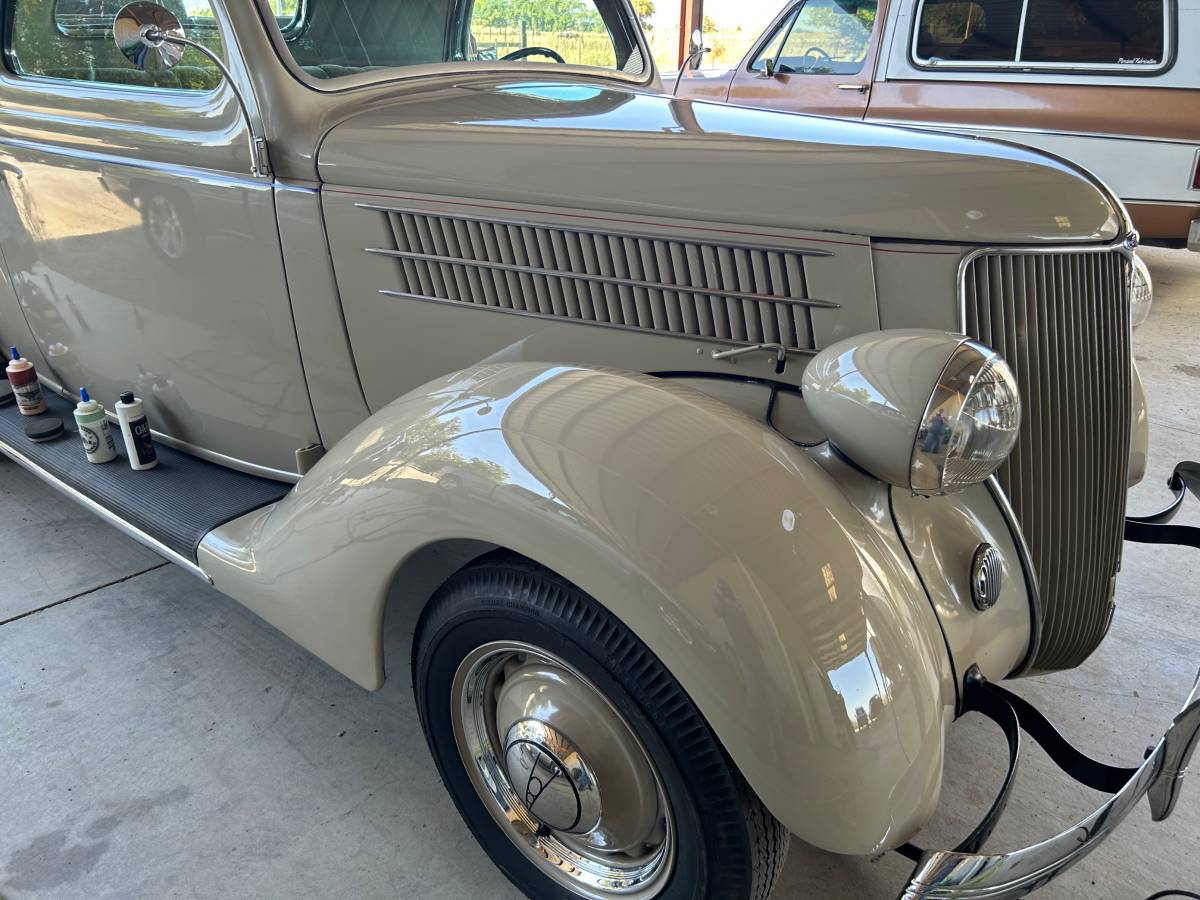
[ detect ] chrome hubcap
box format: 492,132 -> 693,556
503,718 -> 602,834
452,641 -> 674,898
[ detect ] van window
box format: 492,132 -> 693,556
914,0 -> 1170,71
7,0 -> 225,89
1022,0 -> 1164,66
749,0 -> 879,75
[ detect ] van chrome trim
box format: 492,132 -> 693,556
864,117 -> 1200,149
0,436 -> 213,583
909,0 -> 1175,76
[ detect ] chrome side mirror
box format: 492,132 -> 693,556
114,1 -> 186,71
672,28 -> 710,95
112,2 -> 272,179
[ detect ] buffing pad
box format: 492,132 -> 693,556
24,416 -> 65,442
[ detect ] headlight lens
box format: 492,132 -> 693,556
910,342 -> 1021,495
1130,254 -> 1153,329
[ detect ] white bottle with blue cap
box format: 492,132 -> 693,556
74,388 -> 116,464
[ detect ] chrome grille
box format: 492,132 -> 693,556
963,248 -> 1132,671
363,206 -> 835,354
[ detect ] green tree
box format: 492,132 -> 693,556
631,0 -> 654,29
473,0 -> 605,31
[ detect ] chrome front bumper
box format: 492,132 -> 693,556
900,461 -> 1200,899
900,671 -> 1200,899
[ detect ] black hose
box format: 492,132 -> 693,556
1144,891 -> 1200,900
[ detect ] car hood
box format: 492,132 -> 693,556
317,79 -> 1122,246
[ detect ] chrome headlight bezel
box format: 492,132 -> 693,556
910,341 -> 1022,495
802,330 -> 1023,496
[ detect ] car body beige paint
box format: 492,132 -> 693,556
199,362 -> 956,853
0,44 -> 319,475
316,81 -> 1120,247
0,0 -> 1137,864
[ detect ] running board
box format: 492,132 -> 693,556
0,392 -> 292,581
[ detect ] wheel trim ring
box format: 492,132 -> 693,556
451,640 -> 676,899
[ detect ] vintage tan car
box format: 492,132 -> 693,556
673,0 -> 1200,251
0,1 -> 1197,898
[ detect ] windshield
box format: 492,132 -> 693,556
272,0 -> 646,80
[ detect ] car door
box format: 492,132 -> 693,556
0,0 -> 318,477
726,0 -> 883,118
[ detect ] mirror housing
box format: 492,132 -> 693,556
113,1 -> 186,71
672,28 -> 711,94
112,2 -> 272,178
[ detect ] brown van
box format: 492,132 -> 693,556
675,0 -> 1200,250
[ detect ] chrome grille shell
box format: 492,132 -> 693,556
961,246 -> 1132,672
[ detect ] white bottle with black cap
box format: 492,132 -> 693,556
115,391 -> 157,470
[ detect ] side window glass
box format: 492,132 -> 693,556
915,0 -> 1165,69
7,0 -> 225,90
749,8 -> 799,72
916,1 -> 1020,63
754,0 -> 878,75
1021,0 -> 1165,67
280,0 -> 644,80
465,0 -> 622,70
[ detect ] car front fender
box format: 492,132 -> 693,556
198,362 -> 954,854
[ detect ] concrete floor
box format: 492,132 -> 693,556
1,246 -> 1197,900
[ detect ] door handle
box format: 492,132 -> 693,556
836,83 -> 869,93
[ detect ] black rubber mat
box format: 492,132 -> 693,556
0,390 -> 292,561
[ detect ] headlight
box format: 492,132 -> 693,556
1130,254 -> 1153,329
802,330 -> 1022,495
909,342 -> 1021,493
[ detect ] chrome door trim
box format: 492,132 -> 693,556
0,436 -> 213,583
146,429 -> 301,483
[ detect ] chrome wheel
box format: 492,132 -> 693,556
451,641 -> 675,898
145,194 -> 185,260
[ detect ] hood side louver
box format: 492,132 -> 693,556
361,204 -> 837,356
